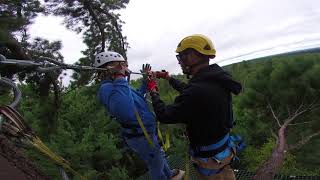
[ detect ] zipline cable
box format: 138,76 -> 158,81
0,54 -> 145,75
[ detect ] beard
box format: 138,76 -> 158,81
181,65 -> 191,75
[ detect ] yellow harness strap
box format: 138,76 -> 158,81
30,136 -> 87,180
134,107 -> 154,147
157,122 -> 171,151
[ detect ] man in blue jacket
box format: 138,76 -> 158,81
94,51 -> 183,180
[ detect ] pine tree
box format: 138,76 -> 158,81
44,0 -> 130,86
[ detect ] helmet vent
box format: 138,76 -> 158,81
204,44 -> 211,50
97,59 -> 101,63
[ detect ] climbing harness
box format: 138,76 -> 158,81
189,133 -> 245,176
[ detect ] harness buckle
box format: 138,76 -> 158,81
212,157 -> 222,164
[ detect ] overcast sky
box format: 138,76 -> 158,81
29,0 -> 320,81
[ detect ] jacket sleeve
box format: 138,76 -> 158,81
169,78 -> 188,93
150,87 -> 196,124
137,78 -> 147,96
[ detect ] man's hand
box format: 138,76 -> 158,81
153,70 -> 170,80
141,63 -> 152,73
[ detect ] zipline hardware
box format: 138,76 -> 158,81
0,54 -> 145,75
0,76 -> 22,109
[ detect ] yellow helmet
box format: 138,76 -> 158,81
176,34 -> 216,57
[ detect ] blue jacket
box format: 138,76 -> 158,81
98,78 -> 156,134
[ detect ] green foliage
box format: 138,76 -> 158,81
241,138 -> 276,171
0,0 -> 44,32
228,53 -> 320,175
228,54 -> 320,145
15,84 -> 131,179
2,53 -> 320,178
107,166 -> 130,180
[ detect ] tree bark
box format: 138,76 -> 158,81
95,7 -> 127,59
0,135 -> 49,180
253,127 -> 287,180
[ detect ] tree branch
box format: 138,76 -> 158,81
283,101 -> 319,127
94,6 -> 127,58
1,32 -> 31,60
288,130 -> 320,151
286,105 -> 291,117
83,1 -> 106,52
294,101 -> 304,115
268,102 -> 282,127
288,121 -> 313,126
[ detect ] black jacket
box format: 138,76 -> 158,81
151,64 -> 242,156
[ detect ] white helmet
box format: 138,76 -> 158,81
94,51 -> 125,68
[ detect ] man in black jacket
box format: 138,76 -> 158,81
149,34 -> 243,179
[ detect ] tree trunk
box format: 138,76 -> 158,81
253,148 -> 286,180
253,127 -> 287,180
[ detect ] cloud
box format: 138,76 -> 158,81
28,15 -> 86,64
28,0 -> 320,82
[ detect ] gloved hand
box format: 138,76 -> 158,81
147,79 -> 158,93
153,70 -> 170,80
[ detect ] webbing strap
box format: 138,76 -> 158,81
30,137 -> 87,180
198,133 -> 230,152
0,106 -> 87,180
164,129 -> 170,150
157,122 -> 170,151
184,148 -> 190,180
229,135 -> 246,152
134,107 -> 154,147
